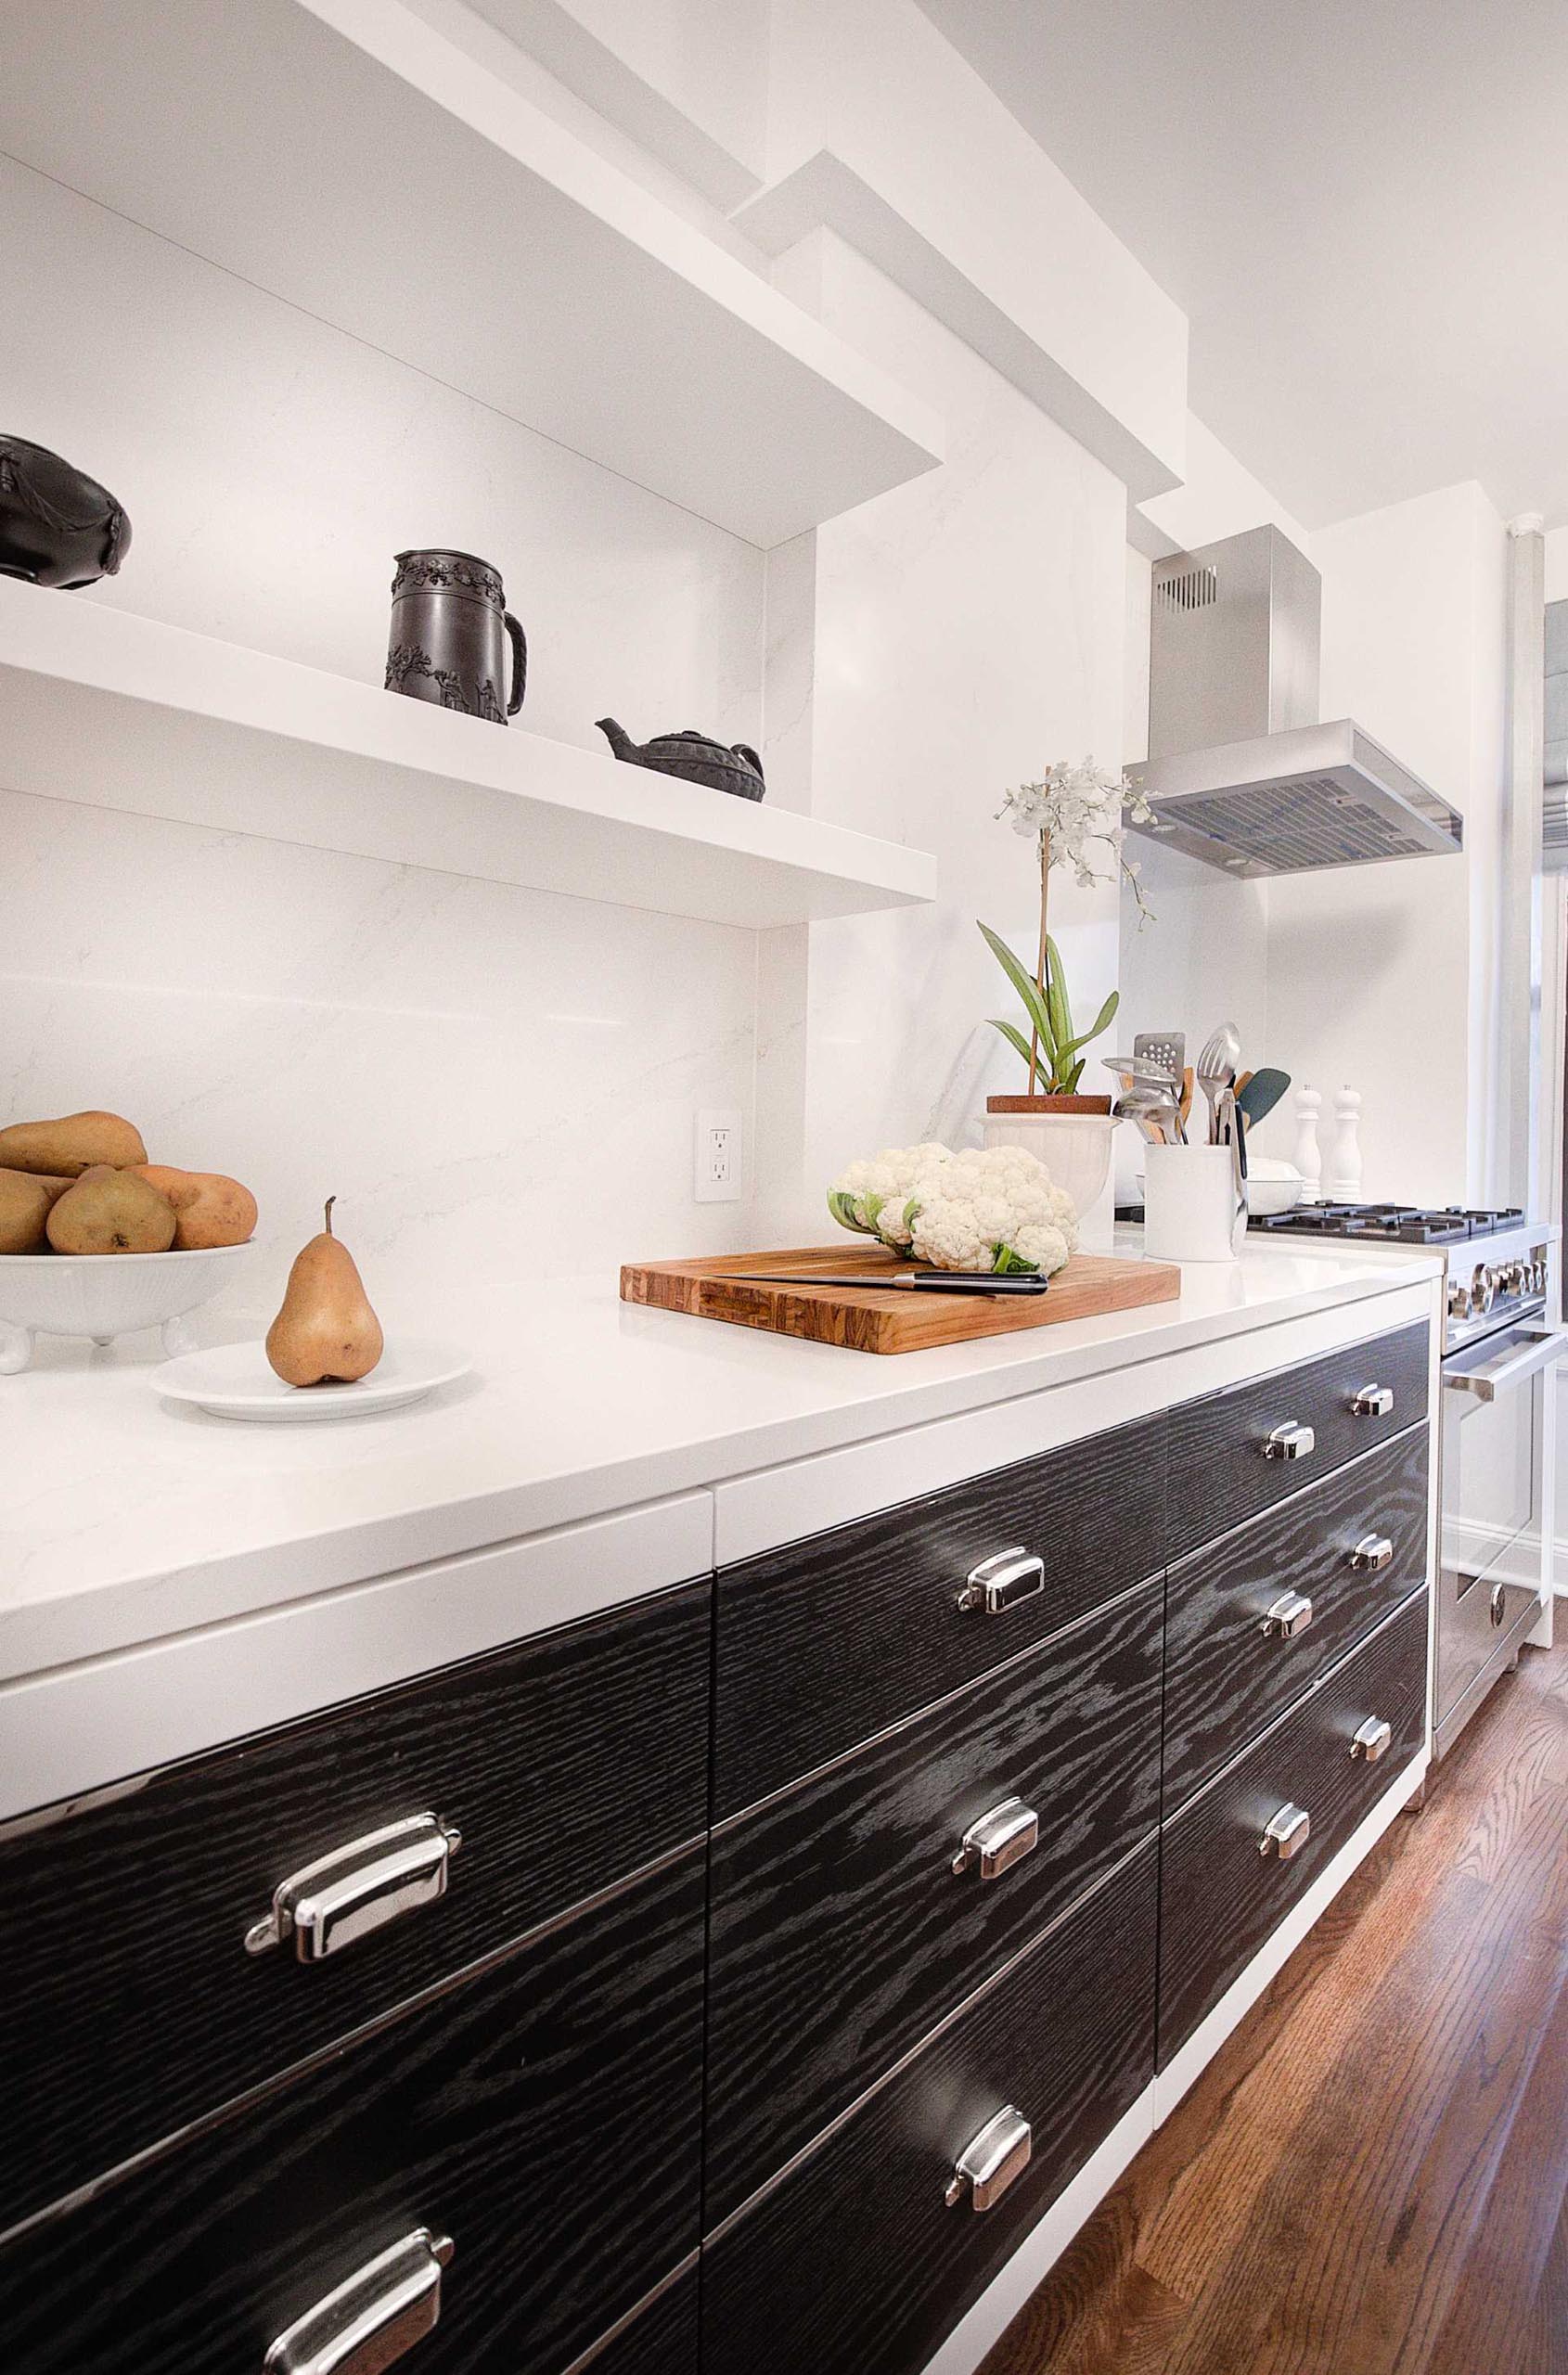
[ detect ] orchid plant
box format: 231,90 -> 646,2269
979,757 -> 1156,1096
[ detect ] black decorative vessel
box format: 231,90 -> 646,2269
0,437 -> 131,589
384,548 -> 526,725
596,718 -> 765,801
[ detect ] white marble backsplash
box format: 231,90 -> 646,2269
0,790 -> 761,1316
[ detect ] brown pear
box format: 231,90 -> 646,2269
0,1169 -> 73,1253
132,1164 -> 258,1250
0,1110 -> 148,1176
46,1165 -> 177,1255
266,1197 -> 384,1386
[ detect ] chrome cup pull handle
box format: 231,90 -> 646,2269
1351,1716 -> 1393,1762
263,2228 -> 454,2373
1261,1590 -> 1314,1640
957,1547 -> 1044,1616
1263,1420 -> 1316,1461
1349,1533 -> 1394,1573
945,2106 -> 1032,2211
1351,1384 -> 1394,1418
951,1796 -> 1039,1881
1259,1803 -> 1311,1859
245,1814 -> 461,1962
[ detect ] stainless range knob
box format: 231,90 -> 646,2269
1471,1265 -> 1495,1316
1446,1277 -> 1472,1320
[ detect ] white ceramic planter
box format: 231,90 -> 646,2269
0,1243 -> 256,1373
982,1110 -> 1116,1247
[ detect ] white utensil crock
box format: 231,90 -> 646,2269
1144,1144 -> 1245,1263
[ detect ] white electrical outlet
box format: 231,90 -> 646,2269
695,1107 -> 743,1202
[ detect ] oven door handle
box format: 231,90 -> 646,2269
1444,1325 -> 1568,1404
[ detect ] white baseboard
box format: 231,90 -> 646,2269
922,1751 -> 1428,2373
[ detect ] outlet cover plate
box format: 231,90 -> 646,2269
695,1107 -> 743,1202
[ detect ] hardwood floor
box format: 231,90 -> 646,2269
981,1634 -> 1568,2375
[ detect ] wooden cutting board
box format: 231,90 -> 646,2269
619,1242 -> 1181,1354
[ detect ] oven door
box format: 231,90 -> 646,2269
1437,1319 -> 1565,1755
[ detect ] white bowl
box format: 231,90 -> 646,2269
0,1243 -> 256,1373
1244,1158 -> 1305,1218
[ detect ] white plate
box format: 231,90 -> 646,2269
153,1337 -> 472,1421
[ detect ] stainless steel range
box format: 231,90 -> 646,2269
1253,1202 -> 1563,1756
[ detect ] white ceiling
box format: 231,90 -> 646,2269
919,0 -> 1568,528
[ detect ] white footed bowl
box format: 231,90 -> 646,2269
981,1110 -> 1114,1225
0,1243 -> 256,1373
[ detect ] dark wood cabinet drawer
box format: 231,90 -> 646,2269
586,2266 -> 699,2375
1167,1320 -> 1430,1560
0,1850 -> 705,2375
0,1581 -> 710,2233
702,1838 -> 1156,2375
706,1574 -> 1163,2221
1158,1593 -> 1428,2063
1163,1424 -> 1430,1809
714,1411 -> 1164,1817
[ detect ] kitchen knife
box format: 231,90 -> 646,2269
725,1271 -> 1050,1295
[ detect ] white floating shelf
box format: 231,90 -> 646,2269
0,586 -> 937,930
0,0 -> 944,549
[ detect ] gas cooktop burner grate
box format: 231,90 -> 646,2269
1249,1202 -> 1524,1244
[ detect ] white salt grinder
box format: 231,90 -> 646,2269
1292,1085 -> 1323,1203
1328,1085 -> 1363,1201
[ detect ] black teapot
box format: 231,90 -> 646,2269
596,717 -> 765,802
0,437 -> 131,588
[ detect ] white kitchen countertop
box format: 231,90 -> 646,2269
0,1236 -> 1441,1688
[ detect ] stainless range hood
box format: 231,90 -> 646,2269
1127,525 -> 1464,877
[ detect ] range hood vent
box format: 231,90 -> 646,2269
1128,525 -> 1463,877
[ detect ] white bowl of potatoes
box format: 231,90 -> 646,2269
0,1109 -> 258,1373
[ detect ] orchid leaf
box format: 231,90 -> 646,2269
1059,987 -> 1120,1059
1043,935 -> 1073,1054
987,1018 -> 1035,1068
977,922 -> 1057,1058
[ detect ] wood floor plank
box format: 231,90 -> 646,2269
980,1638 -> 1568,2375
1421,1949 -> 1568,2375
1518,2180 -> 1568,2375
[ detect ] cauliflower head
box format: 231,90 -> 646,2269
905,1145 -> 1078,1276
829,1141 -> 1078,1273
828,1143 -> 951,1245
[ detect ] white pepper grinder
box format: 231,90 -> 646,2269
1328,1085 -> 1364,1201
1292,1085 -> 1323,1203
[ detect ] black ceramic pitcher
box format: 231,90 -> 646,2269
384,548 -> 526,725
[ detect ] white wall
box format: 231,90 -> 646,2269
7,0 -> 1518,1341
0,155 -> 767,1311
756,233 -> 1126,1231
1137,414 -> 1312,558
1121,437 -> 1510,1206
1268,482 -> 1505,1206
1,4 -> 1161,1319
1542,524 -> 1568,605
